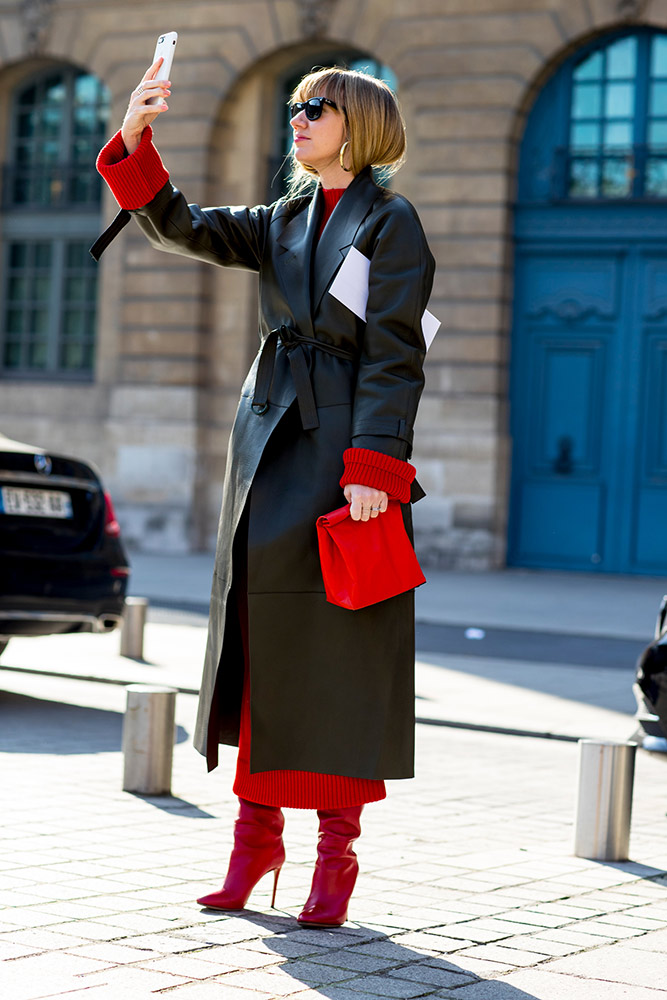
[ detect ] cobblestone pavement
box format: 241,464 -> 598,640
2,624 -> 667,999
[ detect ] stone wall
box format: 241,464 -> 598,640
0,0 -> 662,564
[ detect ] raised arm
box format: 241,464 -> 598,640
96,62 -> 272,271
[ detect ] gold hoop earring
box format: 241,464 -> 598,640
339,140 -> 351,171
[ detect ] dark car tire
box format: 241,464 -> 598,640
0,640 -> 7,660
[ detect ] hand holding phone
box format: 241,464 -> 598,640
121,32 -> 178,155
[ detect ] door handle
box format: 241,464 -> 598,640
553,435 -> 574,475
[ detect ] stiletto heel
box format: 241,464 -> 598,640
270,865 -> 281,907
197,798 -> 285,911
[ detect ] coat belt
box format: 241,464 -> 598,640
252,325 -> 357,431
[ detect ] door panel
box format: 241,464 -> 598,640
510,244 -> 667,574
630,278 -> 667,569
515,481 -> 605,563
534,338 -> 605,475
509,250 -> 622,570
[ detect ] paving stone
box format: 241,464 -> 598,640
292,989 -> 389,1000
428,923 -> 506,944
66,940 -> 165,963
91,911 -> 176,933
336,973 -> 439,997
73,964 -> 191,992
135,954 -> 236,979
211,967 -> 312,994
490,909 -> 572,929
538,927 -> 616,948
155,982 -> 275,998
113,931 -> 207,954
40,919 -> 130,941
596,911 -> 667,931
392,930 -> 471,954
546,942 -> 667,989
0,927 -> 92,950
192,944 -> 285,968
309,948 -> 398,973
351,939 -> 439,962
387,961 -> 478,988
277,958 -> 357,985
0,940 -> 41,959
455,943 -> 550,967
0,907 -> 64,927
573,919 -> 647,939
246,936 -> 331,959
29,900 -> 115,919
0,952 -> 112,1000
500,934 -> 582,956
451,970 -> 667,999
626,927 -> 667,952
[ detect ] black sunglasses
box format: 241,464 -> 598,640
289,97 -> 338,121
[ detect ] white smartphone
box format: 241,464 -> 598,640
147,31 -> 178,105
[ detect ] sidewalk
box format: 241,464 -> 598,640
4,553 -> 658,743
127,552 -> 667,639
2,561 -> 667,998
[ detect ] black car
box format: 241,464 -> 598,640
0,432 -> 129,659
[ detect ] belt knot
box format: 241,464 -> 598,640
251,326 -> 356,431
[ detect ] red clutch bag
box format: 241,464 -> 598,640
316,500 -> 426,610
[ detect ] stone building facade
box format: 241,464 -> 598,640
1,0 -> 665,573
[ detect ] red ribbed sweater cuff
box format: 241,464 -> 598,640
96,126 -> 169,210
340,448 -> 416,503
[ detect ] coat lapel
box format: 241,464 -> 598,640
311,168 -> 381,317
276,187 -> 322,338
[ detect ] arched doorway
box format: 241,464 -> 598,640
509,28 -> 667,574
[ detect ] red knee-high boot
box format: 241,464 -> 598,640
297,806 -> 363,927
197,798 -> 285,910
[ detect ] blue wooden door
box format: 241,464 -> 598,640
509,244 -> 667,572
509,29 -> 667,574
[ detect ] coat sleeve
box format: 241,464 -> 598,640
97,127 -> 271,272
350,196 -> 435,460
131,183 -> 271,273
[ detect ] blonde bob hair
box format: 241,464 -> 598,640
285,67 -> 406,198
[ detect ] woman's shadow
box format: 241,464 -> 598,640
197,909 -> 543,999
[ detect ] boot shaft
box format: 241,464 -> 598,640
315,806 -> 362,861
234,798 -> 285,850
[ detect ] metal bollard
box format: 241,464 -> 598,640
122,684 -> 177,795
574,739 -> 637,861
120,597 -> 148,659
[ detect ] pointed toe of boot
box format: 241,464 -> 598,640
197,889 -> 242,911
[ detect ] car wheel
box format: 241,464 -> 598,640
0,640 -> 7,660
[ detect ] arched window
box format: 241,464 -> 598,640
519,29 -> 667,202
1,67 -> 110,377
268,54 -> 398,199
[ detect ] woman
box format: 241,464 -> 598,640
96,61 -> 435,927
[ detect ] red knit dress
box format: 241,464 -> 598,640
233,187 -> 387,809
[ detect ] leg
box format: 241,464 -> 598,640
297,805 -> 362,927
197,797 -> 285,910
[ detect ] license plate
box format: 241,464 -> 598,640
0,486 -> 73,519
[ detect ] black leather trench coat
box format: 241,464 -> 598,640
130,167 -> 435,778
